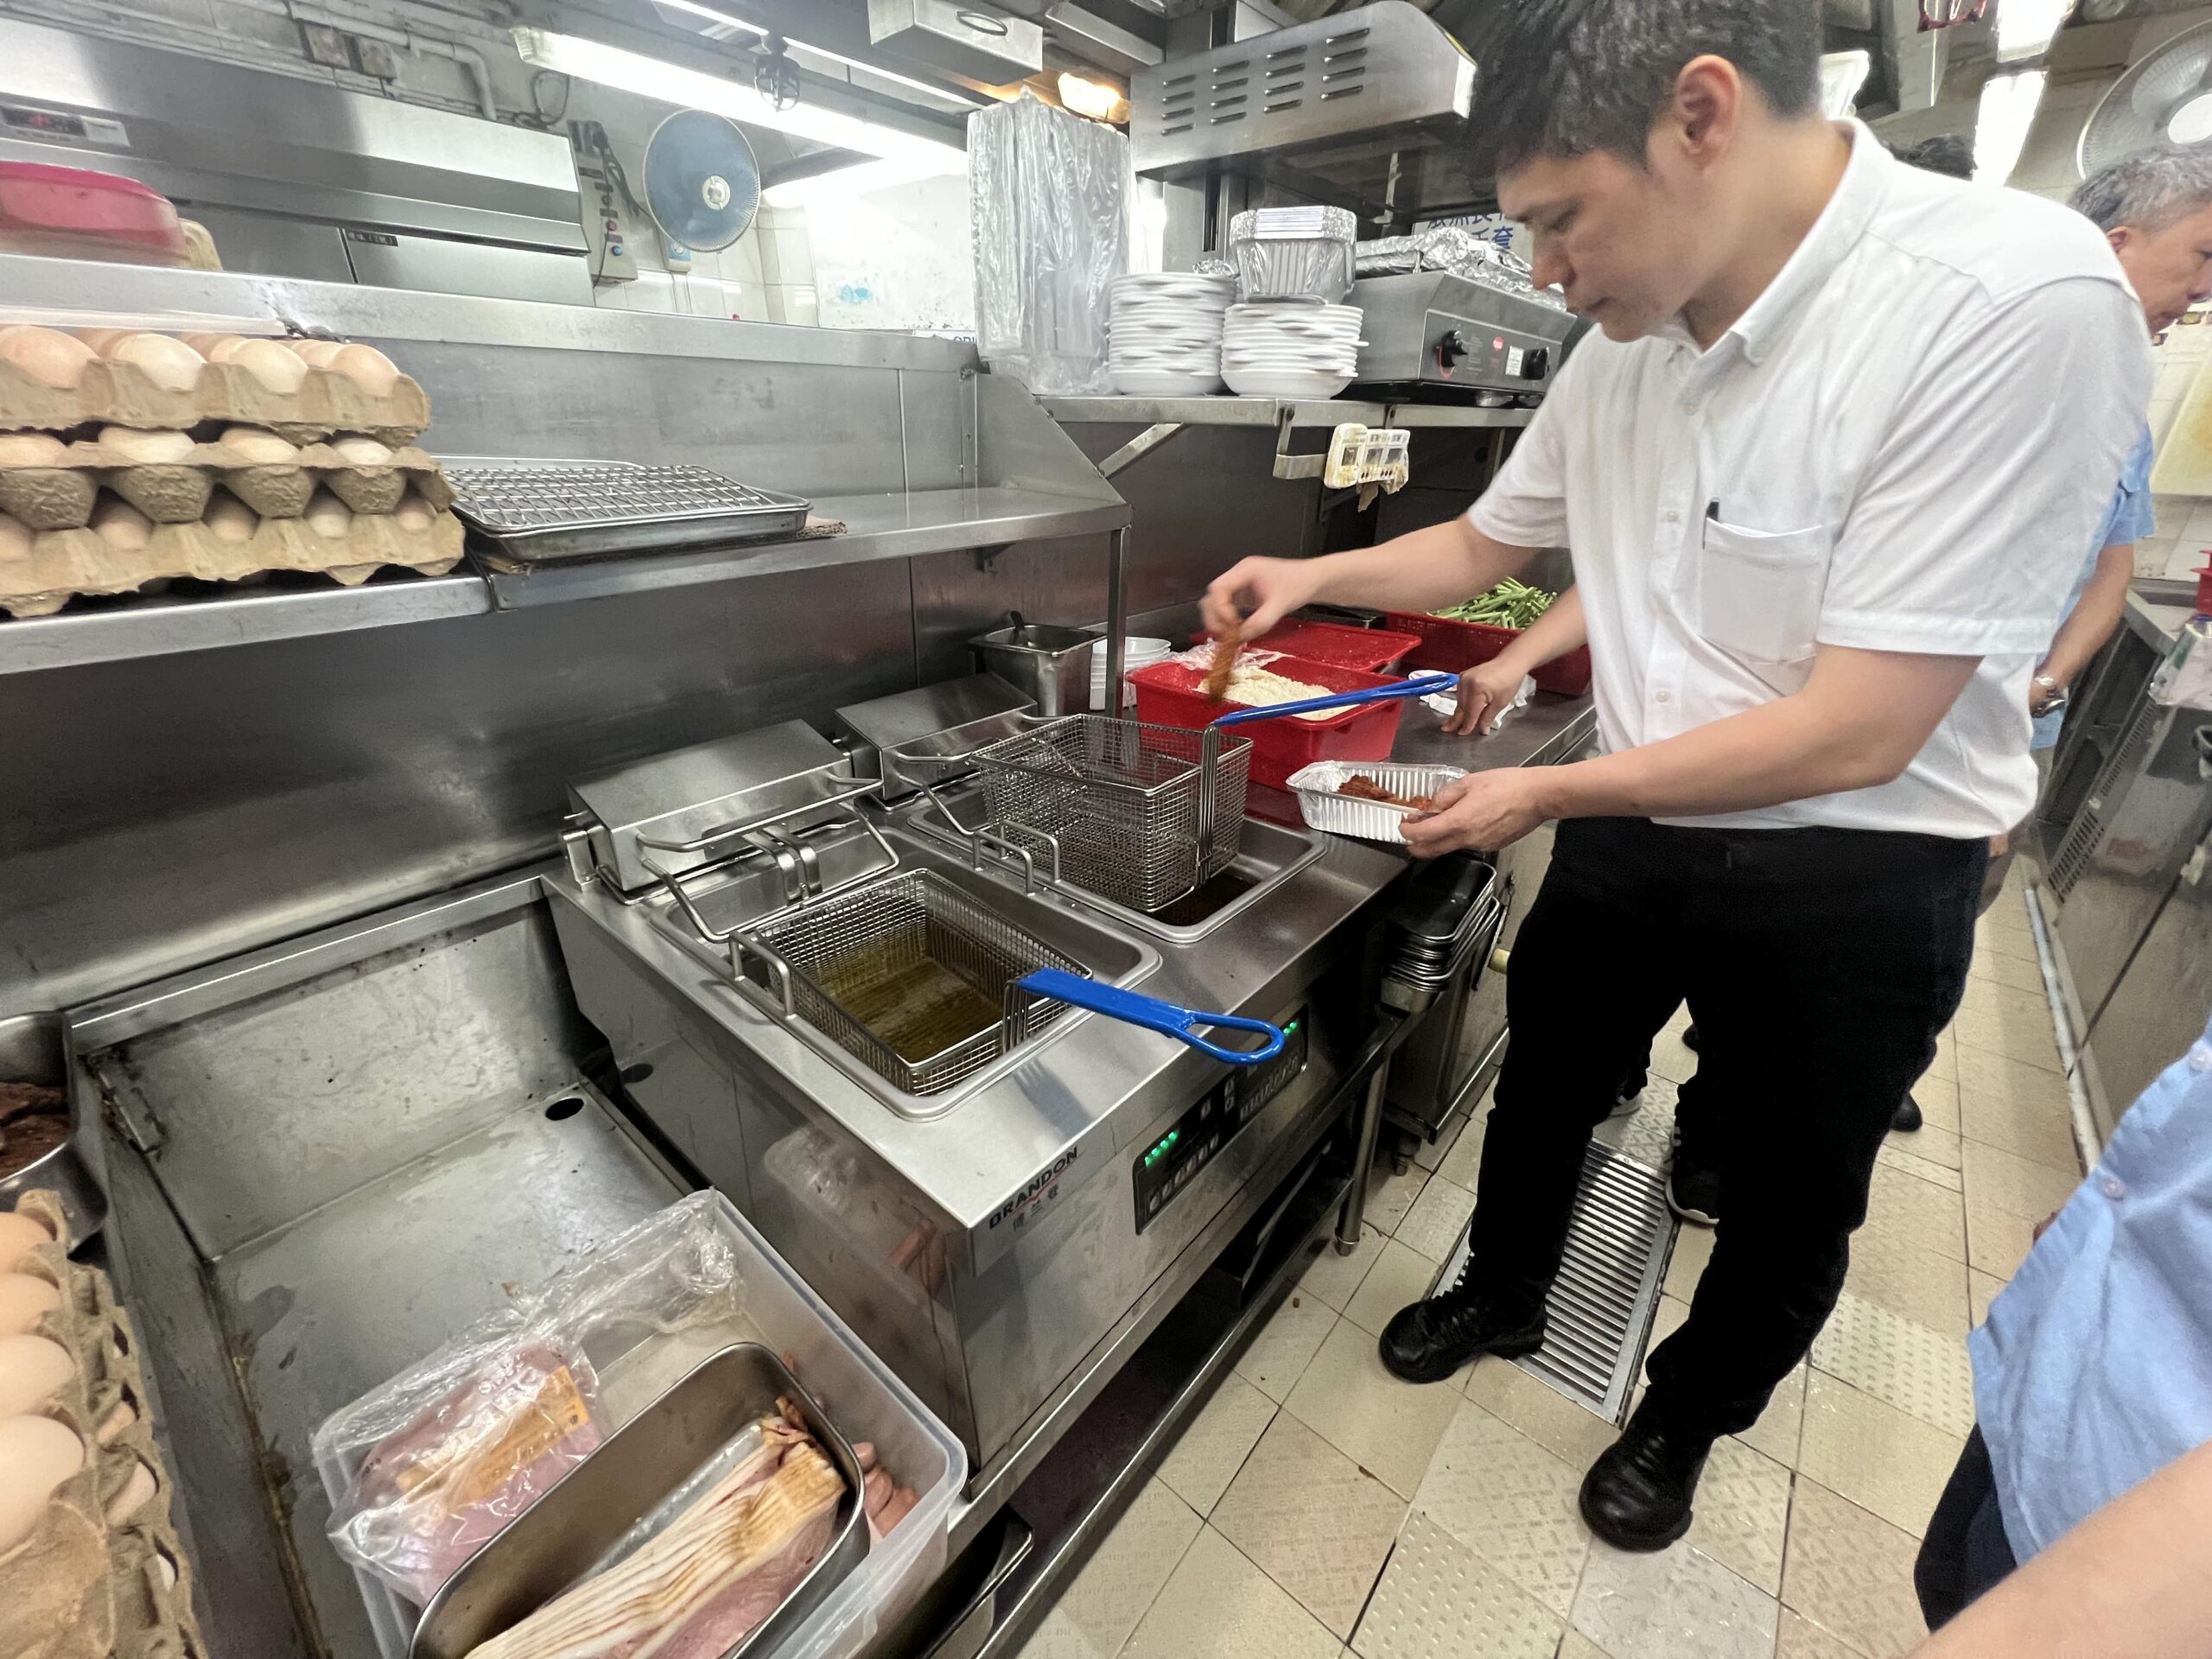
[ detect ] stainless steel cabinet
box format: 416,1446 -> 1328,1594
2081,817 -> 2212,1136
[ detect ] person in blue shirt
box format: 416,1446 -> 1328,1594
1915,1005 -> 2212,1630
1981,143 -> 2212,910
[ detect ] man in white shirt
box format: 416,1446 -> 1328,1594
1203,0 -> 2150,1554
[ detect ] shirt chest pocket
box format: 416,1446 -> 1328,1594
1697,518 -> 1831,665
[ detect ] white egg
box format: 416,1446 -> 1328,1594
0,1274 -> 58,1337
97,426 -> 197,465
0,1211 -> 52,1273
0,433 -> 66,467
106,334 -> 206,393
0,327 -> 98,391
213,338 -> 309,395
289,339 -> 345,366
302,489 -> 353,538
90,498 -> 156,551
104,1458 -> 157,1527
215,425 -> 297,465
0,1333 -> 74,1416
329,344 -> 400,397
0,1414 -> 85,1554
330,435 -> 392,467
203,493 -> 257,545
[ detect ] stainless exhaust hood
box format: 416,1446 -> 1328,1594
1128,2 -> 1484,223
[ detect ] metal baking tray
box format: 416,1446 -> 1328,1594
411,1343 -> 869,1659
438,456 -> 812,563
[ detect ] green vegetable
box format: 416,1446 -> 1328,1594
1433,579 -> 1556,632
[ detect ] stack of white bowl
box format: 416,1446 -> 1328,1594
1221,302 -> 1365,398
1108,273 -> 1236,396
1090,636 -> 1171,708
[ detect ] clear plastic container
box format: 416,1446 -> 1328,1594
315,1192 -> 963,1659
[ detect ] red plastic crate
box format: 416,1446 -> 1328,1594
1129,655 -> 1414,790
1185,619 -> 1420,673
1381,609 -> 1593,698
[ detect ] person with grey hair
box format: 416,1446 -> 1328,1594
1203,0 -> 2151,1555
1984,143 -> 2212,898
1909,142 -> 2212,1637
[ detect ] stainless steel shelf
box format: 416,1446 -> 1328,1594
0,489 -> 1128,674
481,486 -> 1131,609
1039,396 -> 1537,429
0,575 -> 489,677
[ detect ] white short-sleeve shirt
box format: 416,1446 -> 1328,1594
1470,123 -> 2152,838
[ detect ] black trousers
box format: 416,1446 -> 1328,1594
1914,1427 -> 2019,1629
1468,816 -> 1985,1439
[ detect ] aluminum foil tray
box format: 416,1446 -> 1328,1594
439,457 -> 811,563
1285,760 -> 1466,843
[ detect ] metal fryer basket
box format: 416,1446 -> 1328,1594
733,871 -> 1091,1096
967,715 -> 1253,913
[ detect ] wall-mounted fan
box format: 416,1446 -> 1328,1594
2080,18 -> 2212,176
642,109 -> 762,253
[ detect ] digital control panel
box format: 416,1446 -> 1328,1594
1134,1010 -> 1310,1232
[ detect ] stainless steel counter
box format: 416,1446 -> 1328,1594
1040,396 -> 1536,429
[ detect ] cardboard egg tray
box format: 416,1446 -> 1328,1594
0,1191 -> 210,1659
0,492 -> 466,618
0,436 -> 456,530
0,350 -> 429,446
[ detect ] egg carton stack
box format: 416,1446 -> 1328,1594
0,1190 -> 207,1659
0,324 -> 463,620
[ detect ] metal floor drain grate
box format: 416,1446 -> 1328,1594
1440,1140 -> 1676,1424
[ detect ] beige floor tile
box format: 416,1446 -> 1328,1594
1236,1296 -> 1338,1402
1346,1238 -> 1446,1338
1569,1541 -> 1778,1659
1156,1370 -> 1278,1516
1009,1607 -> 1109,1659
1396,1174 -> 1479,1265
1910,1072 -> 1961,1135
1886,1120 -> 1961,1170
1874,1141 -> 1962,1192
1465,1358 -> 1620,1471
1952,1046 -> 2069,1116
1662,1220 -> 1714,1303
1860,1163 -> 1967,1262
1367,1162 -> 1432,1236
1556,1635 -> 1612,1659
1961,1140 -> 2080,1224
1414,1096 -> 1478,1173
1775,1607 -> 1872,1659
1593,1076 -> 1680,1168
1973,909 -> 2039,965
1648,1003 -> 1699,1087
1288,1318 -> 1465,1498
1056,1478 -> 1204,1657
1967,943 -> 2046,995
1436,1108 -> 1491,1192
1214,1413 -> 1408,1639
1844,1226 -> 1968,1338
1123,1525 -> 1345,1659
1684,1436 -> 1793,1596
1303,1225 -> 1389,1313
1736,1363 -> 1808,1469
1924,1033 -> 1958,1083
1967,1268 -> 2006,1327
1959,1085 -> 2080,1176
1413,1400 -> 1592,1617
1781,1480 -> 1930,1659
1952,1002 -> 2062,1075
1797,1371 -> 1963,1537
1808,1292 -> 1976,1438
1964,1196 -> 2036,1280
1352,1509 -> 1563,1659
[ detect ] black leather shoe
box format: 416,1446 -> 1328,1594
1378,1280 -> 1548,1385
1579,1413 -> 1713,1552
1892,1092 -> 1924,1133
1681,1023 -> 1701,1053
